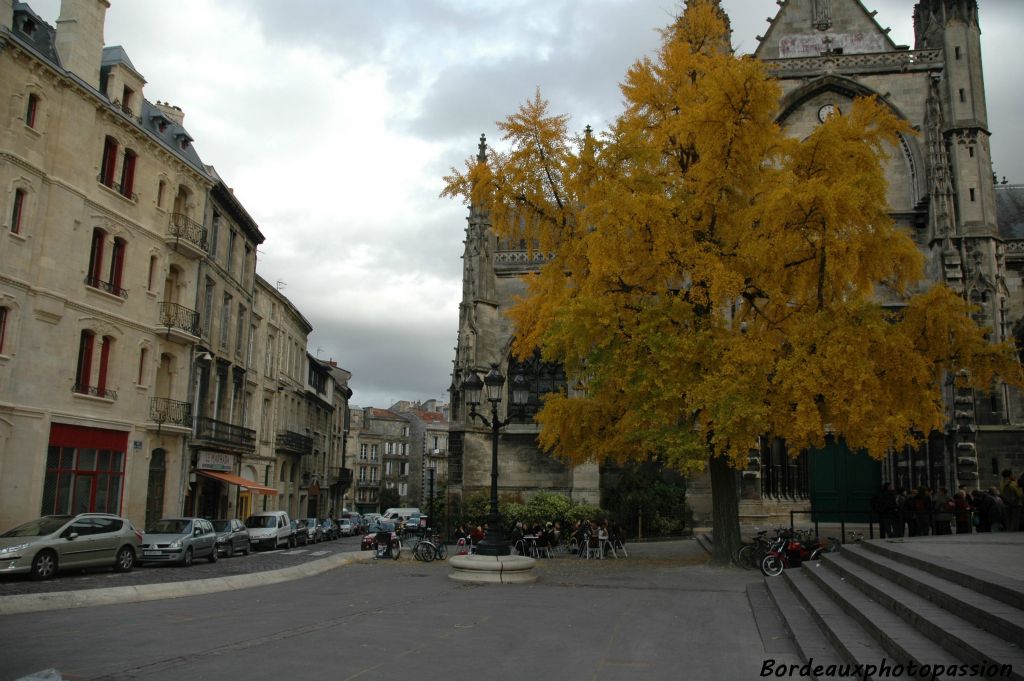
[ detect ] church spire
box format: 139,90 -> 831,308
477,133 -> 487,164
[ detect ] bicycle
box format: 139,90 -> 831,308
413,531 -> 447,562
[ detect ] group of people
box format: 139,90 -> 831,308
871,469 -> 1023,537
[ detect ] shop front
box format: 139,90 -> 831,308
43,423 -> 129,516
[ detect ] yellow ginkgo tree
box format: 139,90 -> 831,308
442,0 -> 1023,564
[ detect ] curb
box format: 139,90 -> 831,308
0,550 -> 375,616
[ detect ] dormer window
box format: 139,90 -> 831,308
175,132 -> 193,150
22,18 -> 36,36
121,86 -> 134,116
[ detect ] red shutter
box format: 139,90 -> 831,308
97,337 -> 112,395
76,331 -> 94,391
101,138 -> 118,186
109,239 -> 125,290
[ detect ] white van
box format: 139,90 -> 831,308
244,511 -> 291,550
382,507 -> 421,522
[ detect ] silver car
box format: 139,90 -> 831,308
0,513 -> 142,580
140,517 -> 218,566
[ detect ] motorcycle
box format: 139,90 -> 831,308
760,529 -> 825,577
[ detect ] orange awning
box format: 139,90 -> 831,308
198,470 -> 279,495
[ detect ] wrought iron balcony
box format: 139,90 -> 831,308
149,397 -> 192,428
72,383 -> 117,400
356,479 -> 378,488
276,430 -> 313,455
84,274 -> 128,299
157,302 -> 201,338
194,416 -> 256,449
167,213 -> 207,255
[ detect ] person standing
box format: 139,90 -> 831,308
872,483 -> 899,538
999,470 -> 1022,532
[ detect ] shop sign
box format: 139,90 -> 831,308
197,451 -> 234,472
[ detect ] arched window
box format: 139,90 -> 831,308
9,188 -> 26,234
119,149 -> 137,198
137,347 -> 148,385
87,228 -> 105,286
157,180 -> 167,208
96,335 -> 114,397
74,330 -> 95,393
25,93 -> 40,129
108,237 -> 126,294
147,255 -> 158,291
100,137 -> 119,187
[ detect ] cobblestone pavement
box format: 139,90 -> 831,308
0,535 -> 365,596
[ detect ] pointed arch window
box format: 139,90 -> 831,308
507,349 -> 567,423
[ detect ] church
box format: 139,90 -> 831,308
447,0 -> 1024,527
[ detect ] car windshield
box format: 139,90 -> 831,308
372,522 -> 394,532
305,518 -> 317,524
148,519 -> 190,534
1,516 -> 72,537
211,520 -> 231,532
245,516 -> 277,528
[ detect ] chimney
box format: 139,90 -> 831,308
1,0 -> 13,32
154,100 -> 185,127
55,0 -> 110,91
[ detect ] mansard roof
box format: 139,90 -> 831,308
754,0 -> 900,60
11,3 -> 61,65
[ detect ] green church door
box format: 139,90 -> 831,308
809,439 -> 880,523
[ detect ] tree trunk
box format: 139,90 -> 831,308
708,454 -> 741,566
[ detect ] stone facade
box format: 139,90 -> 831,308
0,0 -> 353,531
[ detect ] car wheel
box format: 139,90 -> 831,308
208,546 -> 218,563
182,547 -> 194,567
113,546 -> 135,573
30,550 -> 58,580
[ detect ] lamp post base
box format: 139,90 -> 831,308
447,554 -> 537,584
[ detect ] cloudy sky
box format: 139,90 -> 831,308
27,0 -> 1024,408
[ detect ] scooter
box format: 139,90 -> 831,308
760,529 -> 824,577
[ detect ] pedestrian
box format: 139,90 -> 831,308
871,482 -> 899,538
999,469 -> 1022,532
932,487 -> 953,535
953,490 -> 972,534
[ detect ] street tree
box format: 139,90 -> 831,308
442,0 -> 1023,565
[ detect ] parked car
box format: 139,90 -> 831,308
245,511 -> 291,550
0,513 -> 142,580
361,520 -> 396,551
337,519 -> 354,537
304,518 -> 323,544
404,515 -> 426,533
212,519 -> 250,557
290,519 -> 308,547
349,513 -> 366,533
319,519 -> 337,541
141,517 -> 218,566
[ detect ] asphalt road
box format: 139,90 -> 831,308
0,535 -> 366,596
0,540 -> 796,681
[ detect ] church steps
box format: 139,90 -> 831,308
761,578 -> 847,677
857,539 -> 1024,612
795,562 -> 965,679
819,551 -> 1024,680
841,543 -> 1024,646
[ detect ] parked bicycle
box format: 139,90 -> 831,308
413,531 -> 447,562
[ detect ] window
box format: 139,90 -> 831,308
96,336 -> 114,397
970,188 -> 976,202
203,279 -> 215,337
121,86 -> 134,115
360,444 -> 368,460
399,483 -> 407,497
75,331 -> 95,393
41,444 -> 125,515
399,461 -> 408,476
959,88 -> 965,103
87,229 -> 105,288
235,304 -> 245,355
220,294 -> 232,347
243,245 -> 252,286
371,444 -> 378,461
227,231 -> 237,276
25,94 -> 39,128
955,46 -> 961,60
157,180 -> 166,208
10,188 -> 25,234
209,212 -> 220,258
969,146 -> 975,158
0,307 -> 7,354
385,461 -> 393,476
147,256 -> 157,291
108,238 -> 126,294
100,137 -> 118,188
137,347 -> 147,385
370,467 -> 377,482
119,149 -> 137,199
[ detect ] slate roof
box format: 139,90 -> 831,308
996,185 -> 1024,240
9,3 -> 209,177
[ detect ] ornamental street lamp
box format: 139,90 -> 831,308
462,363 -> 528,556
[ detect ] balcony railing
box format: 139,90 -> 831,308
149,397 -> 192,427
194,416 -> 256,449
96,173 -> 138,201
167,213 -> 207,251
72,384 -> 117,400
84,274 -> 128,299
276,430 -> 313,455
356,479 -> 378,488
158,302 -> 201,337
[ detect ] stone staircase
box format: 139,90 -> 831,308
749,538 -> 1024,681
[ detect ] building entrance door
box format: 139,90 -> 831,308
809,438 -> 880,523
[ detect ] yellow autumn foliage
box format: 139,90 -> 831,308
441,0 -> 1023,474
